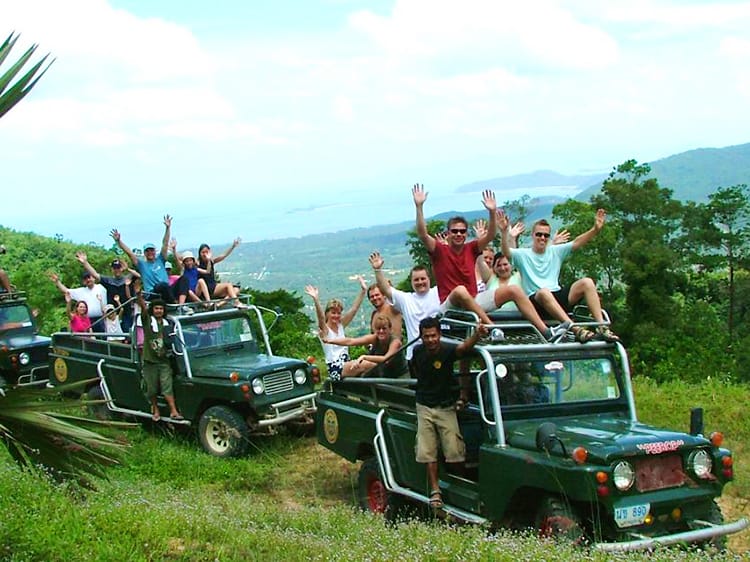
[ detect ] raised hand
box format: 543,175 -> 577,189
594,208 -> 606,232
553,229 -> 571,245
412,183 -> 427,207
473,219 -> 488,239
481,189 -> 497,212
356,275 -> 367,291
304,285 -> 319,300
75,251 -> 88,263
169,238 -> 177,251
110,229 -> 121,242
369,252 -> 384,270
510,221 -> 525,240
48,272 -> 59,283
232,237 -> 242,248
496,209 -> 510,231
434,231 -> 449,245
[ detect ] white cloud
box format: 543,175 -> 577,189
719,36 -> 750,57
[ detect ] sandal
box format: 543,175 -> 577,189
572,326 -> 595,343
429,489 -> 443,509
596,326 -> 620,343
170,413 -> 184,421
152,411 -> 161,422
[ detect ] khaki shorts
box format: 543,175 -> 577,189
415,403 -> 465,463
142,360 -> 174,398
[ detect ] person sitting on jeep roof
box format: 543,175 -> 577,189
320,314 -> 405,378
411,316 -> 486,509
134,280 -> 182,421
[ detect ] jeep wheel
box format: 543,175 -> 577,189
695,500 -> 727,551
198,405 -> 250,457
535,495 -> 585,545
86,385 -> 112,421
358,457 -> 390,514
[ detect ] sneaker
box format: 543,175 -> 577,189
489,328 -> 505,342
180,305 -> 194,316
546,320 -> 572,342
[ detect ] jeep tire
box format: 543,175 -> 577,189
198,405 -> 250,457
86,384 -> 112,421
358,457 -> 391,514
535,495 -> 585,545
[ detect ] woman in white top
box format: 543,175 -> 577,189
304,277 -> 367,381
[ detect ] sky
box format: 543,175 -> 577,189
2,0 -> 750,249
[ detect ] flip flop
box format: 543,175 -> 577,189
152,412 -> 161,422
171,413 -> 184,421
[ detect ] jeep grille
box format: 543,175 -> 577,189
635,454 -> 686,492
263,371 -> 294,395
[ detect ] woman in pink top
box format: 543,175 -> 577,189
66,292 -> 92,333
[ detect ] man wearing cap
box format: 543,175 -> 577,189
110,215 -> 174,303
76,251 -> 134,332
49,269 -> 108,333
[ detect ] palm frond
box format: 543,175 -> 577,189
0,32 -> 54,120
0,380 -> 132,489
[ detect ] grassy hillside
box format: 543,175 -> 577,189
0,378 -> 747,560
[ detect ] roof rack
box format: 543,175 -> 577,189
0,290 -> 28,302
439,305 -> 612,347
165,294 -> 252,316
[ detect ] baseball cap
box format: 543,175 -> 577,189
104,304 -> 116,313
82,271 -> 93,280
143,242 -> 157,251
165,261 -> 172,270
181,251 -> 195,261
111,259 -> 123,268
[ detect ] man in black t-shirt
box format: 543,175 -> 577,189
411,317 -> 485,509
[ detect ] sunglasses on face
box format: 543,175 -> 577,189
450,228 -> 467,234
534,232 -> 551,239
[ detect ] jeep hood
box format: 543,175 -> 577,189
506,415 -> 708,462
0,332 -> 51,349
187,352 -> 306,379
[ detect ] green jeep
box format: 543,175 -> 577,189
0,291 -> 50,387
316,311 -> 748,551
48,300 -> 319,457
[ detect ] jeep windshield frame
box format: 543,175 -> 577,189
0,302 -> 36,334
471,341 -> 637,447
172,306 -> 273,379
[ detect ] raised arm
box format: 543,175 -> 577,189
304,285 -> 327,331
369,252 -> 393,301
341,276 -> 367,327
498,210 -> 514,259
75,251 -> 101,282
111,229 -> 139,266
213,237 -> 241,265
48,272 -> 70,296
64,291 -> 74,320
475,190 -> 497,251
475,254 -> 493,284
169,238 -> 182,263
160,215 -> 172,260
572,208 -> 605,251
413,183 -> 436,254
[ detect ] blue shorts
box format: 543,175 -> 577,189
326,353 -> 350,382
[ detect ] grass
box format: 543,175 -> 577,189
0,378 -> 748,560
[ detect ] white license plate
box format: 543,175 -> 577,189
614,503 -> 650,528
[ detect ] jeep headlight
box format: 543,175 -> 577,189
613,460 -> 635,491
293,368 -> 307,385
251,378 -> 264,395
19,352 -> 30,366
689,449 -> 713,478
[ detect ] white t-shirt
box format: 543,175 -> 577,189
68,284 -> 108,318
321,324 -> 348,365
389,286 -> 440,360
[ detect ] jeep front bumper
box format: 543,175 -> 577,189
593,517 -> 749,552
257,392 -> 317,427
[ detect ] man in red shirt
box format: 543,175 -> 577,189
413,184 -> 502,335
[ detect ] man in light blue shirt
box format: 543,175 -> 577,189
500,209 -> 619,343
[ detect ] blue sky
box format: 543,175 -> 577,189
2,1 -> 750,249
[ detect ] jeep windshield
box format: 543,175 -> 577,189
179,316 -> 261,357
492,353 -> 622,408
0,304 -> 34,333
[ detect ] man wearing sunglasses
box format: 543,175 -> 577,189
413,184 -> 504,338
499,209 -> 619,343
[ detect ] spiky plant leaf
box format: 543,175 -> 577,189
0,31 -> 53,119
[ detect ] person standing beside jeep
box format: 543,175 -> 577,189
134,279 -> 182,422
412,316 -> 485,509
111,215 -> 174,303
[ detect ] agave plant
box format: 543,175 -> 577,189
0,380 -> 131,488
0,31 -> 53,119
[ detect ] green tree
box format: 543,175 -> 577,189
592,160 -> 685,333
404,218 -> 445,278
